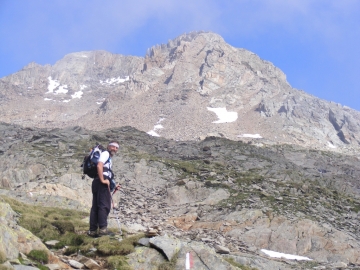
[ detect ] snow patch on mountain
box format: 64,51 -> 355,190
238,134 -> 263,138
71,85 -> 87,99
207,107 -> 238,123
47,76 -> 60,93
46,76 -> 68,94
100,76 -> 129,86
147,118 -> 165,137
328,141 -> 336,148
56,85 -> 68,94
261,249 -> 312,261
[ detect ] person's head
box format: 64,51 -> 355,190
107,140 -> 119,157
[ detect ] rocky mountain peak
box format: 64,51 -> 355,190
0,32 -> 359,153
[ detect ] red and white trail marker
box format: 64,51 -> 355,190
186,252 -> 193,269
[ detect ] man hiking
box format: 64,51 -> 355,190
88,141 -> 120,237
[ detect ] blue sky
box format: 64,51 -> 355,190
1,0 -> 359,111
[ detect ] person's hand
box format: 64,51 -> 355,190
115,184 -> 121,190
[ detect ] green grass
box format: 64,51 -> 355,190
95,233 -> 145,256
1,196 -> 89,242
2,195 -> 147,269
106,255 -> 132,270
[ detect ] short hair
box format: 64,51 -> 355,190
109,140 -> 120,145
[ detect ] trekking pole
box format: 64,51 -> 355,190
110,186 -> 122,235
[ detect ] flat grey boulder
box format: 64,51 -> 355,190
176,241 -> 237,270
149,234 -> 182,260
68,260 -> 84,269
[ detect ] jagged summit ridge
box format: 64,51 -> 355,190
146,31 -> 224,57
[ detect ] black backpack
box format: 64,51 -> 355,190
81,144 -> 106,178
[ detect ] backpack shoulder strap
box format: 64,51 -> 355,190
102,150 -> 111,164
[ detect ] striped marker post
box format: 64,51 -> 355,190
186,252 -> 193,269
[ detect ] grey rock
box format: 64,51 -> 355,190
138,237 -> 151,247
12,266 -> 39,270
43,264 -> 62,270
149,235 -> 182,260
83,258 -> 101,270
45,240 -> 59,247
224,253 -> 292,270
176,241 -> 237,270
214,244 -> 230,254
68,259 -> 84,269
127,246 -> 167,270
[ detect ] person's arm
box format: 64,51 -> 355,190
97,162 -> 110,186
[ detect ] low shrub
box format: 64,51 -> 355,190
27,250 -> 49,264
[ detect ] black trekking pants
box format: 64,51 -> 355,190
89,177 -> 111,231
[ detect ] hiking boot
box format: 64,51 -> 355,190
87,230 -> 98,237
99,227 -> 115,237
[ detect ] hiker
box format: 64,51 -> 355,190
88,141 -> 121,237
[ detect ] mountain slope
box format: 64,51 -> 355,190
1,122 -> 360,267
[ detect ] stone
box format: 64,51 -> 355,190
149,235 -> 182,261
83,258 -> 101,269
68,259 -> 84,269
13,266 -> 39,270
214,244 -> 230,254
176,241 -> 237,269
127,246 -> 167,270
138,237 -> 151,247
45,240 -> 60,247
44,264 -> 62,270
330,262 -> 348,269
146,228 -> 159,237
